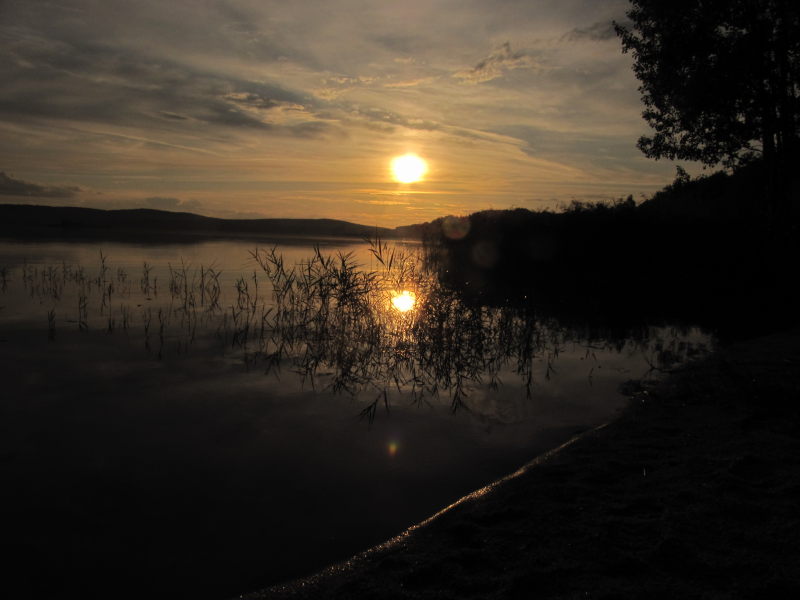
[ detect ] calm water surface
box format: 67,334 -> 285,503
0,238 -> 711,599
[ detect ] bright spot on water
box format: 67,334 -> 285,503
391,290 -> 416,313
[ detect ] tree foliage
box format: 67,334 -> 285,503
615,0 -> 800,172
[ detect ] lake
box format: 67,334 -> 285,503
0,237 -> 712,599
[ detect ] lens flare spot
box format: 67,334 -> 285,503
471,240 -> 499,268
388,440 -> 399,457
391,290 -> 416,312
391,154 -> 427,183
442,215 -> 470,240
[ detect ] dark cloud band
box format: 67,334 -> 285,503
0,172 -> 79,198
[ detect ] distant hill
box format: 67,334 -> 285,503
0,204 -> 422,241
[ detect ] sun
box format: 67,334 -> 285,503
391,154 -> 427,183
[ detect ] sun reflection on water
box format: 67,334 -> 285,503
391,290 -> 416,313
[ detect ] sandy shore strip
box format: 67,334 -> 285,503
240,329 -> 800,599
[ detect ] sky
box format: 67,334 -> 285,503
0,0 -> 694,227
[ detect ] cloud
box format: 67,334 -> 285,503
356,199 -> 411,206
370,33 -> 427,55
224,92 -> 286,110
314,103 -> 441,134
0,172 -> 79,198
491,124 -> 649,173
314,75 -> 378,100
0,22 -> 312,137
383,77 -> 435,88
286,120 -> 344,139
454,42 -> 540,84
159,111 -> 189,121
562,21 -> 619,42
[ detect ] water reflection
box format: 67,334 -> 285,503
0,238 -> 711,422
391,290 -> 416,313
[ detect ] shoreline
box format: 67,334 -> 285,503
241,328 -> 800,599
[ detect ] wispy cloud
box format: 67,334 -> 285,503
454,42 -> 540,84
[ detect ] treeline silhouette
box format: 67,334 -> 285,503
423,161 -> 799,339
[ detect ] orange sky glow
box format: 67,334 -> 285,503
0,0 -> 697,228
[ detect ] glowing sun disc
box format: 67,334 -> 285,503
391,154 -> 427,183
391,290 -> 416,312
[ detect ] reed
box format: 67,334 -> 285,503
157,308 -> 165,360
47,308 -> 56,341
141,262 -> 153,296
97,250 -> 109,289
142,306 -> 152,351
77,293 -> 88,332
120,304 -> 131,331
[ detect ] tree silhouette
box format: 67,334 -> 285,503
615,0 -> 799,211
